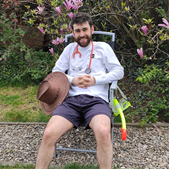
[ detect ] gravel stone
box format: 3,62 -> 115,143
0,124 -> 169,169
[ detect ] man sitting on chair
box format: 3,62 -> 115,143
36,12 -> 124,169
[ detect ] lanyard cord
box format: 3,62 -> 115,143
74,42 -> 94,69
88,41 -> 94,69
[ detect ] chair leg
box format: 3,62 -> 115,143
53,145 -> 97,159
53,144 -> 57,158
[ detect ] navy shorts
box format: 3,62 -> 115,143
52,94 -> 112,129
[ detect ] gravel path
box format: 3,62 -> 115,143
0,122 -> 169,169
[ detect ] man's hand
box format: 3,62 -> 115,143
71,75 -> 96,89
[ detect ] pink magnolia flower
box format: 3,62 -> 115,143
37,5 -> 45,14
66,26 -> 71,32
68,12 -> 73,20
137,47 -> 143,58
4,58 -> 6,60
60,28 -> 64,34
57,37 -> 65,44
63,0 -> 72,10
158,18 -> 169,29
55,6 -> 61,16
141,25 -> 147,35
49,48 -> 54,55
73,0 -> 83,6
38,27 -> 44,34
52,39 -> 59,45
71,4 -> 79,10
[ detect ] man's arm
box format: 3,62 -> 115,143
94,43 -> 124,85
52,44 -> 75,84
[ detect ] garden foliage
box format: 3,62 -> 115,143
0,1 -> 55,85
84,0 -> 169,124
0,0 -> 168,124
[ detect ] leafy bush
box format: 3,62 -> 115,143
0,3 -> 57,86
0,7 -> 27,59
135,63 -> 169,125
0,49 -> 56,86
19,49 -> 56,85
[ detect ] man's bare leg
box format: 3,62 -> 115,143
35,115 -> 74,169
89,114 -> 113,169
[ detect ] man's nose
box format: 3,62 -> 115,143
79,31 -> 85,37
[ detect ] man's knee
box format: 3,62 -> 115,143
90,115 -> 111,143
95,125 -> 111,143
42,126 -> 58,145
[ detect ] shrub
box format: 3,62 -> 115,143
135,63 -> 169,125
0,49 -> 55,86
0,7 -> 27,60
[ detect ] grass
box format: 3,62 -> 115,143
0,163 -> 123,169
0,85 -> 124,123
0,85 -> 50,122
0,163 -> 145,169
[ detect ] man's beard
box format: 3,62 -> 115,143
76,34 -> 92,47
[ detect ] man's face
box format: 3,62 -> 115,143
72,21 -> 94,47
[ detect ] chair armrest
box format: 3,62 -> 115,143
110,81 -> 118,90
109,81 -> 118,109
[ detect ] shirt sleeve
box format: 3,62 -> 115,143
94,43 -> 124,85
52,45 -> 74,84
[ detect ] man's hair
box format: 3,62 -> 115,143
70,12 -> 93,30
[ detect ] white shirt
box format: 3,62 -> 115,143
52,41 -> 124,102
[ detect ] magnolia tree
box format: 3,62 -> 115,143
134,18 -> 169,124
84,0 -> 169,65
0,0 -> 83,61
137,18 -> 169,60
136,18 -> 169,79
23,0 -> 83,57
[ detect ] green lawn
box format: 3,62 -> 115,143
0,163 -> 122,169
0,85 -> 123,123
0,86 -> 50,123
0,163 -> 146,169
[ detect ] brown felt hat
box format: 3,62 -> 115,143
37,72 -> 69,115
